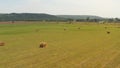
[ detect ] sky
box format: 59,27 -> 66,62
0,0 -> 120,18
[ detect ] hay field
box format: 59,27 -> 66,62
0,22 -> 120,68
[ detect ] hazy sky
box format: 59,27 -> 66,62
0,0 -> 120,17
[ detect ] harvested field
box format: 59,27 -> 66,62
0,22 -> 120,68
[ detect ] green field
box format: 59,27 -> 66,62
0,22 -> 120,68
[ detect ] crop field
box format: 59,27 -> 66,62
0,22 -> 120,68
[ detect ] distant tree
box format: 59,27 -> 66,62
86,17 -> 90,22
76,19 -> 84,22
115,18 -> 120,22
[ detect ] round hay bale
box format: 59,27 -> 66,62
64,28 -> 66,31
39,42 -> 47,48
0,41 -> 5,46
107,31 -> 110,34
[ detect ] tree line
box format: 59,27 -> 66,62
0,13 -> 120,23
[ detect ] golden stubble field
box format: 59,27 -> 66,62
0,22 -> 120,68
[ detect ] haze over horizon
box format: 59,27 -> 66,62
0,0 -> 120,18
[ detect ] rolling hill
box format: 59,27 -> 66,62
0,13 -> 63,21
0,13 -> 105,21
